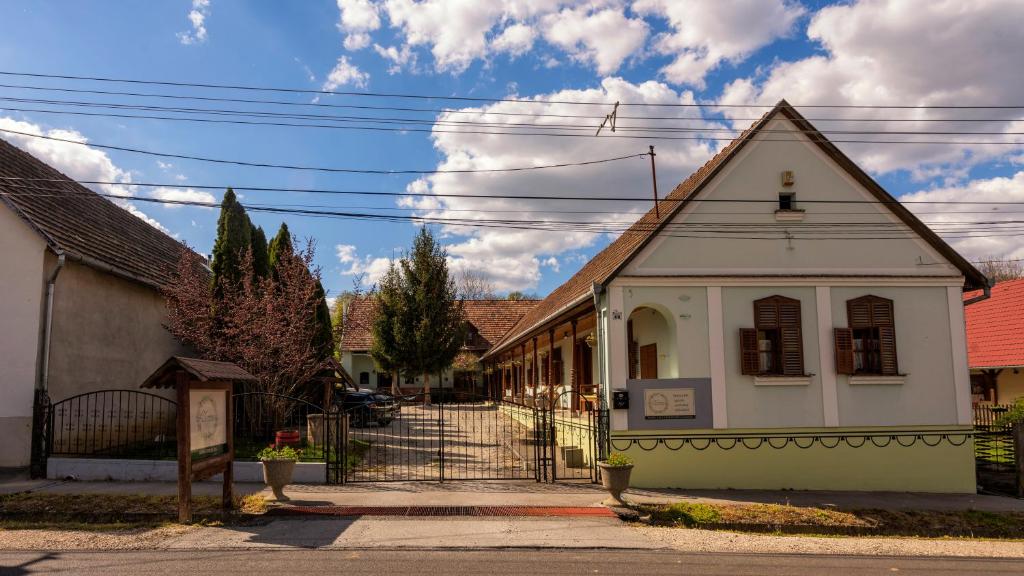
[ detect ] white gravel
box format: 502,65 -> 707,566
635,525 -> 1024,558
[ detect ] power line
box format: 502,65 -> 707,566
0,127 -> 649,174
4,82 -> 1023,124
3,70 -> 1024,109
5,177 -> 1024,206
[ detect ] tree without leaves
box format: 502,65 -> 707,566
457,268 -> 496,300
164,239 -> 330,402
506,290 -> 537,301
977,257 -> 1024,283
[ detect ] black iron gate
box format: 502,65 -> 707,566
336,391 -> 608,483
975,423 -> 1021,496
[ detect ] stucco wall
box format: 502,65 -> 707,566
0,204 -> 46,467
995,369 -> 1024,404
832,286 -> 959,426
45,258 -> 188,403
623,286 -> 710,379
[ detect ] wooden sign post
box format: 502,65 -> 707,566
141,357 -> 256,523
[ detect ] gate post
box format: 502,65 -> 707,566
29,389 -> 50,479
1014,423 -> 1023,498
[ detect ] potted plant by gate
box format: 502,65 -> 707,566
597,452 -> 634,506
258,445 -> 300,501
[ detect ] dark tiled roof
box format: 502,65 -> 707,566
485,100 -> 987,358
0,137 -> 187,289
141,356 -> 257,388
339,296 -> 538,353
965,279 -> 1024,368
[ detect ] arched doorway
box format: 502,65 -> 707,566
626,305 -> 677,379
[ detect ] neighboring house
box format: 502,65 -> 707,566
965,278 -> 1024,405
0,138 -> 189,468
339,297 -> 537,394
480,101 -> 989,493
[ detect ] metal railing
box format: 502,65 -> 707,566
47,389 -> 177,459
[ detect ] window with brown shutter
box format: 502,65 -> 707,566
840,295 -> 898,376
740,296 -> 804,376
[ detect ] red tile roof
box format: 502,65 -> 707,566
965,279 -> 1024,368
0,137 -> 187,289
484,101 -> 987,359
339,296 -> 538,353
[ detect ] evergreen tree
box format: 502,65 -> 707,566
268,222 -> 293,277
250,224 -> 270,279
397,228 -> 465,403
369,262 -> 404,394
211,188 -> 252,297
312,280 -> 334,361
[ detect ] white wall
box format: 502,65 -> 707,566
0,204 -> 46,467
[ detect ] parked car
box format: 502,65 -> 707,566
336,391 -> 398,427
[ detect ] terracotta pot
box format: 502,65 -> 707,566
275,429 -> 301,449
597,462 -> 633,506
261,459 -> 297,501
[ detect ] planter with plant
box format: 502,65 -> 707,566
258,445 -> 301,501
597,452 -> 634,506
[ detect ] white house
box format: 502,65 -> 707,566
481,101 -> 988,493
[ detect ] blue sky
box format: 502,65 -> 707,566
2,0 -> 1023,300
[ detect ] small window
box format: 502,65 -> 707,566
834,295 -> 898,376
359,371 -> 370,385
778,192 -> 796,211
741,296 -> 804,376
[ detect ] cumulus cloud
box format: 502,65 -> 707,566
337,0 -> 381,50
633,0 -> 804,88
402,77 -> 719,292
322,56 -> 370,90
178,0 -> 211,45
149,187 -> 217,208
540,5 -> 648,75
0,117 -> 170,233
373,43 -> 417,74
717,0 -> 1024,178
902,172 -> 1024,262
336,243 -> 393,285
491,23 -> 537,58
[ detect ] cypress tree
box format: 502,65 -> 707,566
250,224 -> 270,279
211,188 -> 252,297
370,262 -> 404,394
312,280 -> 334,361
268,222 -> 293,277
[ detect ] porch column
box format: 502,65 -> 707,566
532,336 -> 539,401
520,343 -> 527,404
548,328 -> 556,409
571,318 -> 578,409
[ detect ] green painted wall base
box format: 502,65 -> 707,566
614,428 -> 976,493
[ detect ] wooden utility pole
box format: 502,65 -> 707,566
649,145 -> 660,218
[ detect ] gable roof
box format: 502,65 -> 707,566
964,279 -> 1024,369
339,296 -> 538,353
0,137 -> 188,289
140,356 -> 257,388
485,100 -> 988,358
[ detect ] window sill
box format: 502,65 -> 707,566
774,209 -> 806,222
754,375 -> 812,386
848,375 -> 905,386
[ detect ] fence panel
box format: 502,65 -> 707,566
48,390 -> 177,459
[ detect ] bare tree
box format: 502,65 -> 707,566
457,268 -> 497,300
977,257 -> 1024,283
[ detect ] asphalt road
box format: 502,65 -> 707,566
1,549 -> 1020,575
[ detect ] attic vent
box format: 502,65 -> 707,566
781,170 -> 795,187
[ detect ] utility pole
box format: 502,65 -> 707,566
649,145 -> 660,218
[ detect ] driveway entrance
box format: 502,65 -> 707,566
331,392 -> 607,484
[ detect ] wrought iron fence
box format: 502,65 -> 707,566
47,390 -> 177,459
232,392 -> 329,463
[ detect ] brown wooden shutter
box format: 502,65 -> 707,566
834,328 -> 855,375
740,328 -> 760,375
878,325 -> 898,375
870,299 -> 894,326
848,298 -> 872,329
780,326 -> 804,375
755,299 -> 779,329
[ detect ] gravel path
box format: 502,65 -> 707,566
0,525 -> 196,551
636,525 -> 1024,558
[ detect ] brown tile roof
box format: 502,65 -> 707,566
0,137 -> 187,289
484,100 -> 986,358
339,296 -> 538,353
141,356 -> 257,388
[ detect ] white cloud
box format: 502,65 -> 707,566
178,0 -> 211,45
541,6 -> 648,74
902,172 -> 1024,261
156,160 -> 173,170
322,56 -> 370,90
491,23 -> 537,57
633,0 -> 805,88
336,243 -> 392,285
381,0 -> 508,73
337,0 -> 381,50
149,187 -> 217,209
717,0 -> 1024,178
373,43 -> 417,74
0,117 -> 170,233
402,77 -> 718,292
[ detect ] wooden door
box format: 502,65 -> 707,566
639,344 -> 658,379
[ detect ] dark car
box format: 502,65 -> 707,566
337,391 -> 398,427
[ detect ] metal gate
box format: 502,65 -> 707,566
334,391 -> 608,483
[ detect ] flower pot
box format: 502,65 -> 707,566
275,429 -> 301,449
597,462 -> 633,506
261,459 -> 297,501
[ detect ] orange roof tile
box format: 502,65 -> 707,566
965,278 -> 1024,368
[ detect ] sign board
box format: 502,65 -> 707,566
189,389 -> 228,461
643,387 -> 696,420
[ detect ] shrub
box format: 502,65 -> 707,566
994,399 -> 1024,428
257,445 -> 301,461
